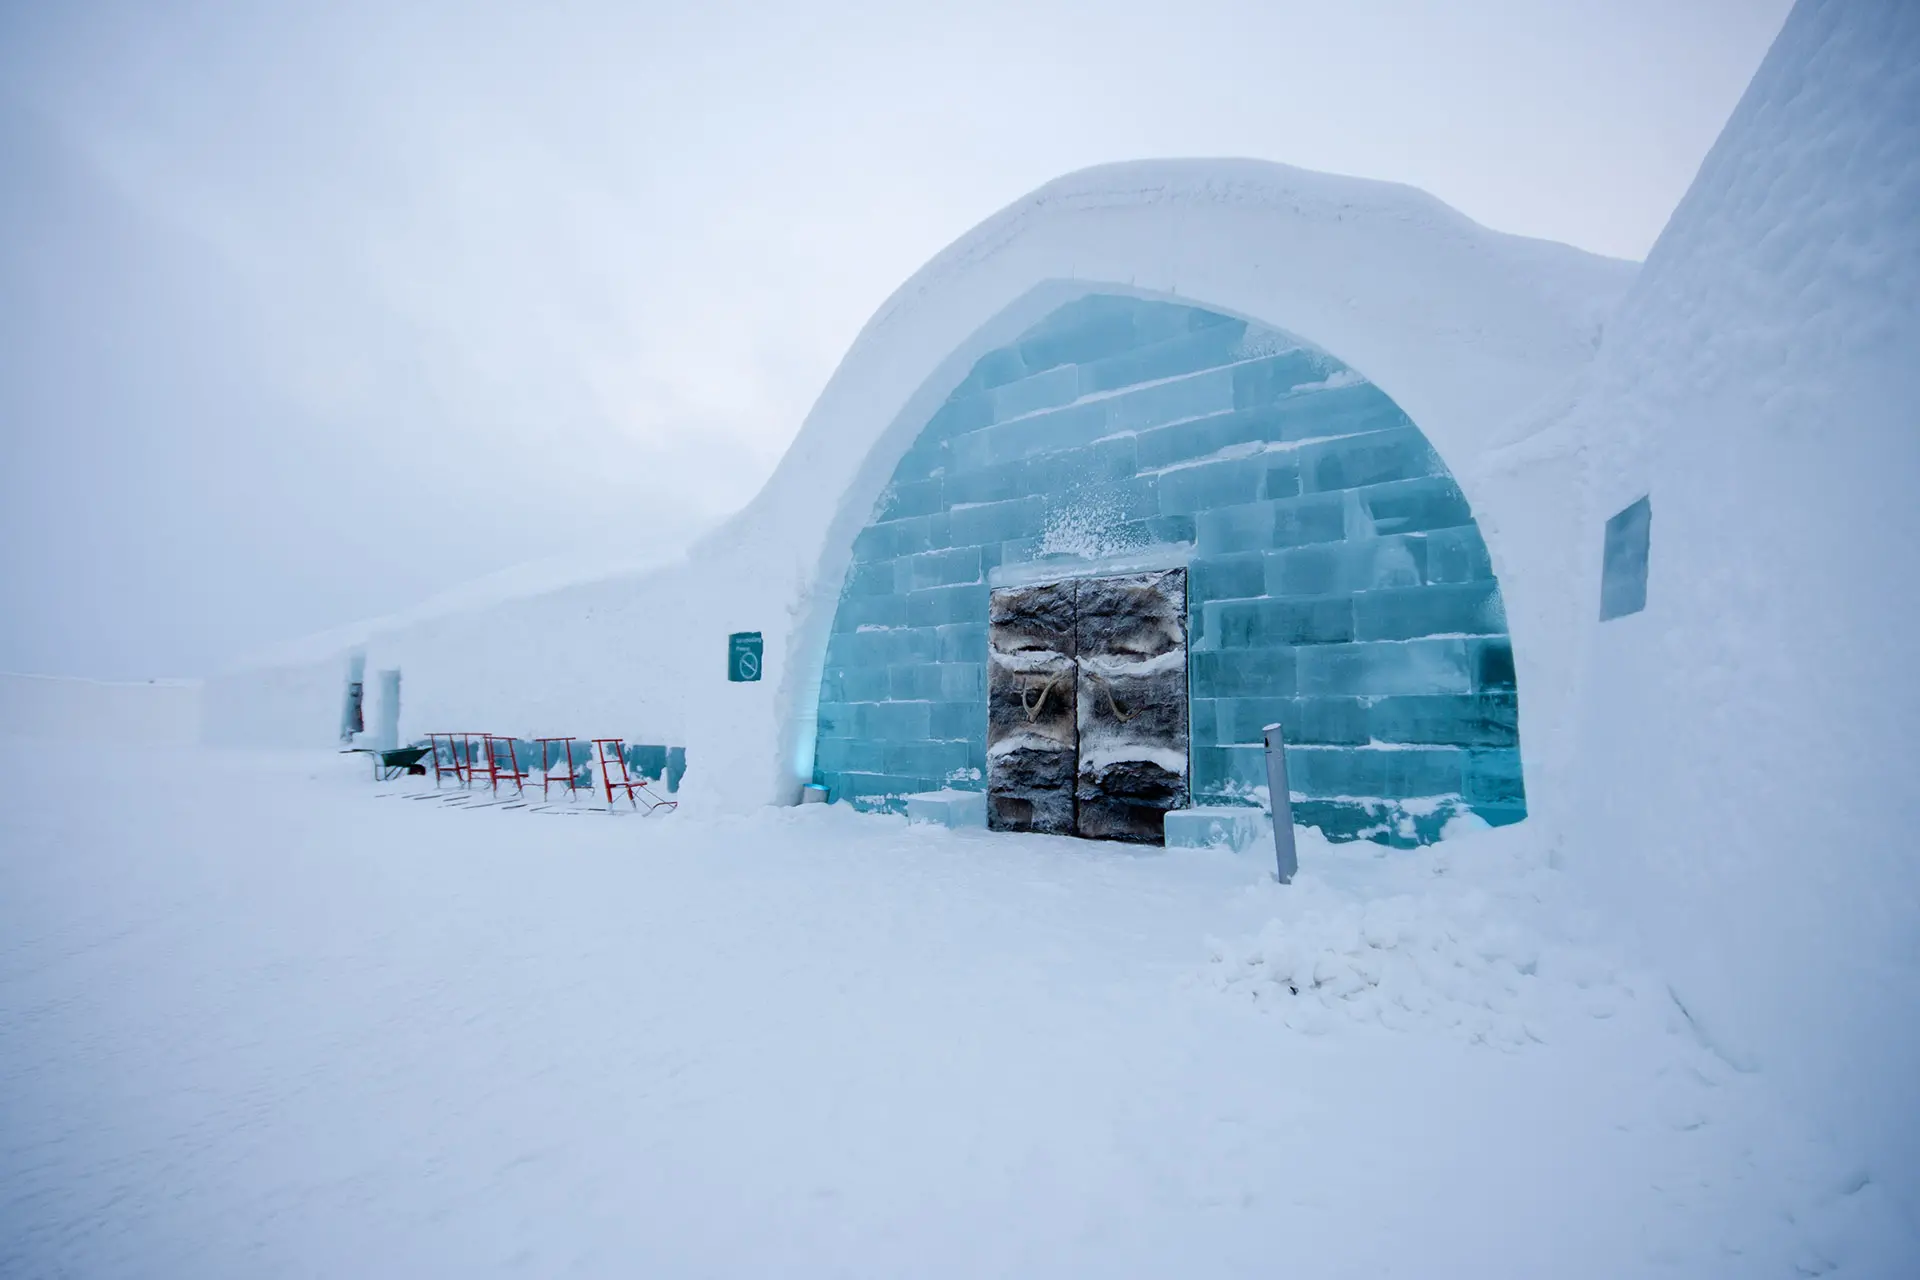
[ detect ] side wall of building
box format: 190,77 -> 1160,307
1566,0 -> 1920,1225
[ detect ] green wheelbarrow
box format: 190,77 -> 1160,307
371,745 -> 432,781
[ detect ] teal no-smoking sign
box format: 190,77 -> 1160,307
727,631 -> 764,682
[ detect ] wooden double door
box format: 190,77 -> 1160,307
985,569 -> 1190,844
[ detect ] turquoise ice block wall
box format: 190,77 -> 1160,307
814,293 -> 1523,845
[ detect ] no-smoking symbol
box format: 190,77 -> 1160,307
728,631 -> 764,683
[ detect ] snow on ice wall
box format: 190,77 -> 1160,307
1565,0 -> 1920,1223
815,293 -> 1522,844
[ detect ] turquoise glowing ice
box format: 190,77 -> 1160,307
814,294 -> 1524,845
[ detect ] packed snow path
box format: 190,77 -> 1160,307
0,743 -> 1903,1277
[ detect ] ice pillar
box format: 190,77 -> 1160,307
373,669 -> 401,752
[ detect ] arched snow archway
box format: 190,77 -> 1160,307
669,160 -> 1630,825
811,293 -> 1521,844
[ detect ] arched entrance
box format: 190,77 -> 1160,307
811,293 -> 1523,846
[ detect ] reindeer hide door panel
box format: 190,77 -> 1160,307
986,580 -> 1079,834
1074,570 -> 1190,843
986,569 -> 1189,843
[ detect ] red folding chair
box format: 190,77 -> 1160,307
479,735 -> 529,796
535,737 -> 591,802
592,738 -> 678,814
428,732 -> 476,787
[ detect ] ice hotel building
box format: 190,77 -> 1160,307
163,0 -> 1920,1217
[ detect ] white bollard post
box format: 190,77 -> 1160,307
1262,722 -> 1298,884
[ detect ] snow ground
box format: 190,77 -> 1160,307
0,741 -> 1906,1278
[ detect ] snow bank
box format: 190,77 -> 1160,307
1207,826 -> 1628,1049
1557,0 -> 1920,1227
0,671 -> 200,744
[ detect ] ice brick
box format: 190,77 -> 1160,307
1361,475 -> 1475,535
1300,426 -> 1440,493
821,665 -> 891,704
887,740 -> 974,779
1135,408 -> 1280,470
991,364 -> 1079,422
1190,647 -> 1297,699
1368,694 -> 1519,747
1265,535 -> 1426,596
1295,639 -> 1472,696
1163,806 -> 1268,852
1017,296 -> 1144,370
905,789 -> 989,828
855,701 -> 932,742
947,497 -> 1045,548
1025,436 -> 1139,494
1078,322 -> 1248,396
901,547 -> 983,591
1105,368 -> 1237,434
942,461 -> 1027,507
1287,745 -> 1465,798
1157,454 -> 1267,515
844,560 -> 899,597
1470,638 -> 1516,691
1464,748 -> 1526,806
1192,744 -> 1270,798
1207,596 -> 1354,648
876,478 -> 944,521
1269,382 -> 1408,443
937,622 -> 989,664
889,662 -> 985,702
1230,349 -> 1336,409
1353,582 -> 1506,641
1188,553 -> 1265,602
927,700 -> 985,740
832,594 -> 910,631
906,584 -> 990,628
815,737 -> 887,774
1423,525 -> 1495,583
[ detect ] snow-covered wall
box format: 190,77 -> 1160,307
201,556 -> 696,750
1563,0 -> 1920,1222
0,671 -> 201,744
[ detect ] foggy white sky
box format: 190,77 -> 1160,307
0,0 -> 1789,679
